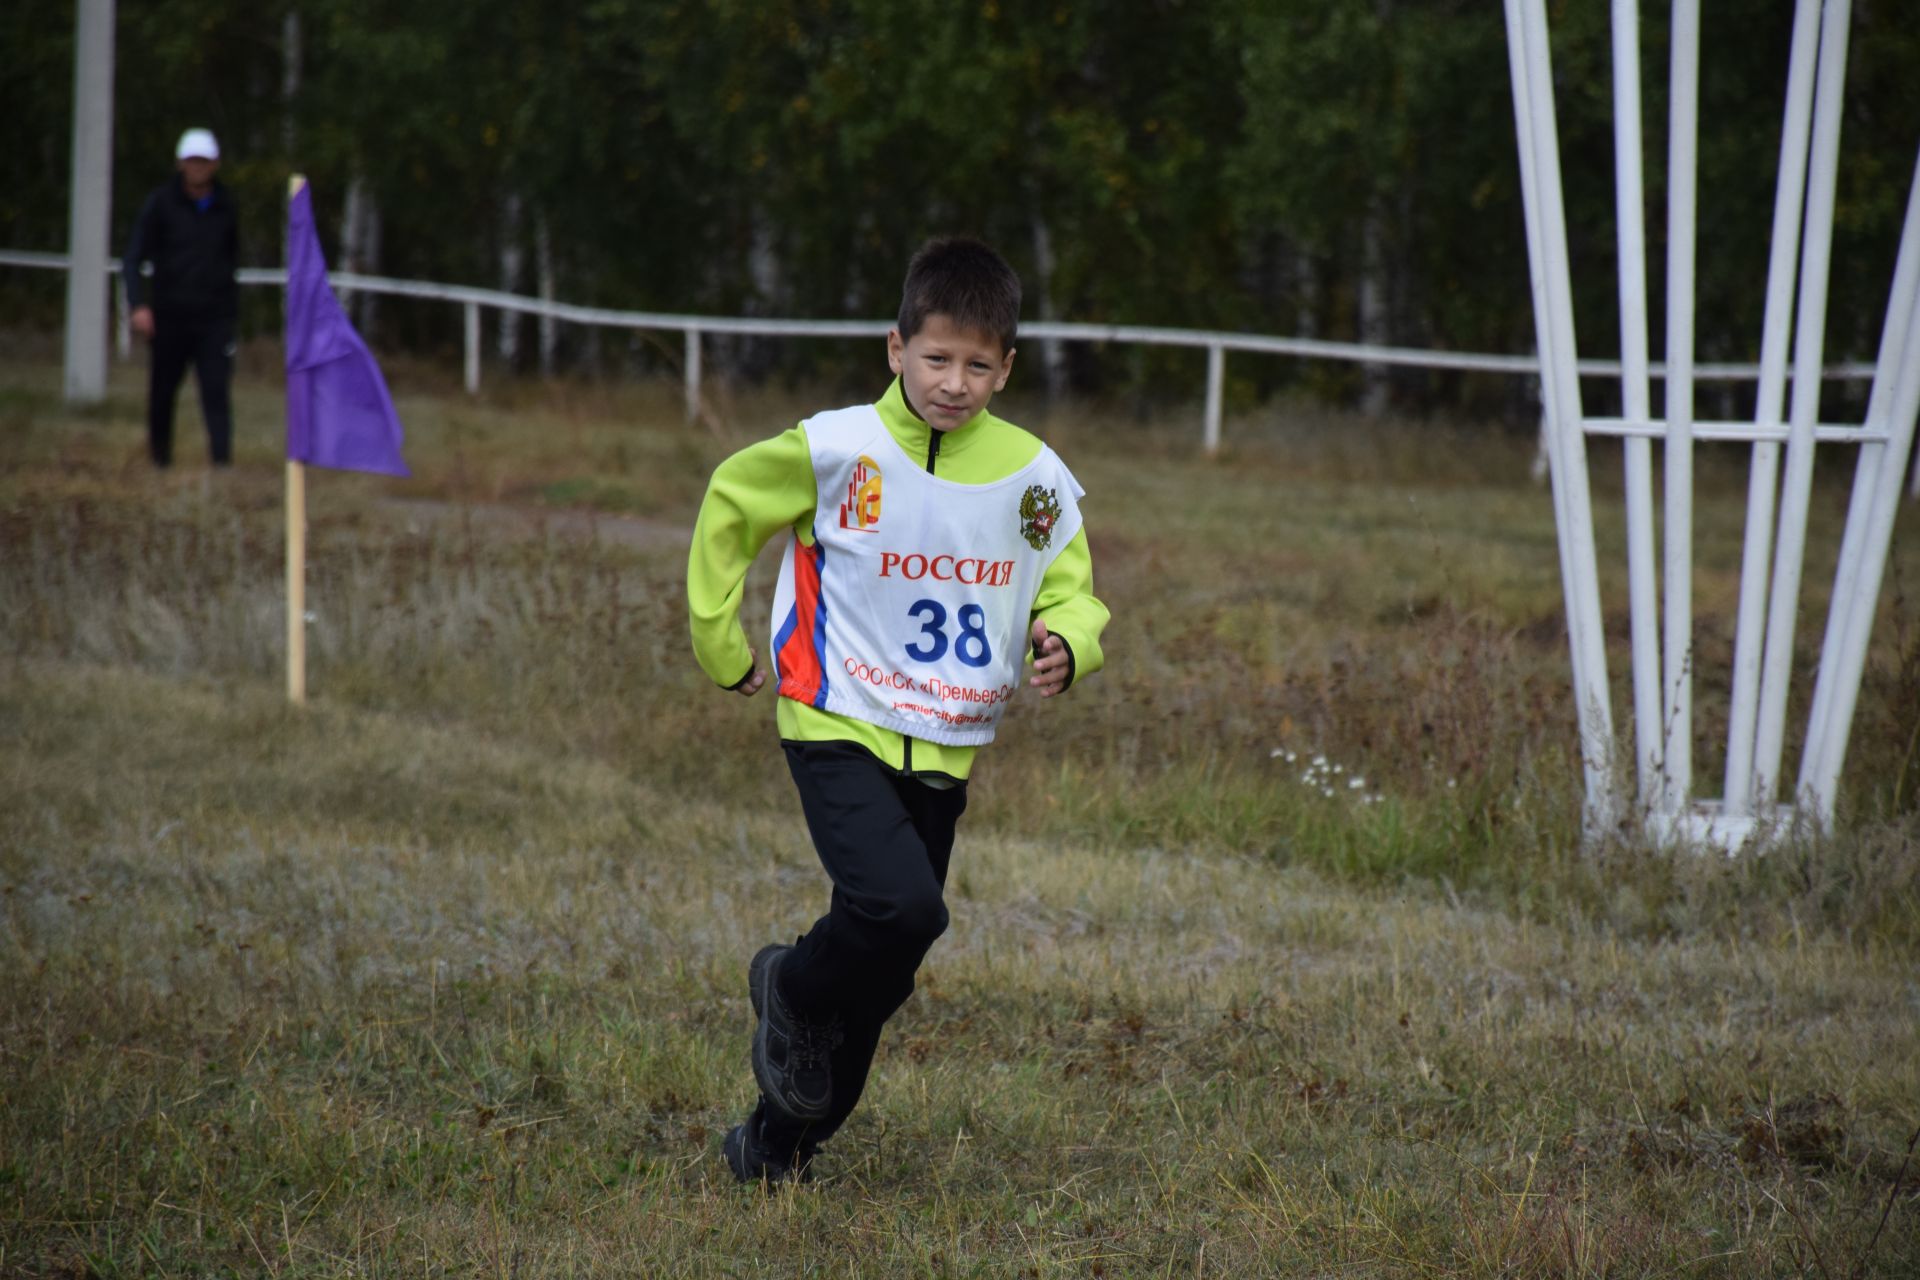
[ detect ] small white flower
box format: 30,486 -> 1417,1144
1349,777 -> 1365,789
1285,751 -> 1297,763
1332,763 -> 1344,774
1270,748 -> 1285,758
1447,779 -> 1458,789
1312,754 -> 1327,767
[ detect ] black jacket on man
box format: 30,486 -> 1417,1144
125,173 -> 241,465
123,174 -> 240,319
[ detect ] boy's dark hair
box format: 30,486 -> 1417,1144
897,237 -> 1021,353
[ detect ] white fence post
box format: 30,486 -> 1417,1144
684,327 -> 701,424
463,301 -> 480,395
1203,343 -> 1224,455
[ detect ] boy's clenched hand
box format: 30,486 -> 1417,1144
1028,619 -> 1071,698
730,647 -> 767,697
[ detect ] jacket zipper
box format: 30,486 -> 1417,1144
906,425 -> 943,778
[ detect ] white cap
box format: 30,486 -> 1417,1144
175,128 -> 220,161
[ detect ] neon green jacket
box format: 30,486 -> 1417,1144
688,377 -> 1109,782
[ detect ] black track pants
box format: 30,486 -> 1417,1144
148,313 -> 235,466
759,740 -> 967,1151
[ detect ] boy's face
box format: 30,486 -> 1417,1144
887,314 -> 1015,432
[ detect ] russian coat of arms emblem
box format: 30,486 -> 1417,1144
1018,484 -> 1061,551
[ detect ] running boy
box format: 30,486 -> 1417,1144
687,237 -> 1109,1184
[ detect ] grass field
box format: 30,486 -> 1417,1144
3,348 -> 1918,1277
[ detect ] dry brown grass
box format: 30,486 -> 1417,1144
2,351 -> 1917,1276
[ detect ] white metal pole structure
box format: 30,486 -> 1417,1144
1722,0 -> 1823,818
1659,0 -> 1701,818
1505,0 -> 1618,837
63,0 -> 115,404
1609,0 -> 1663,808
1750,0 -> 1852,813
1503,0 -> 1915,849
1799,153 -> 1920,820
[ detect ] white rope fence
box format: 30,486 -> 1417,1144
3,246 -> 1889,463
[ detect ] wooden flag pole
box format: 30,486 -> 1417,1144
287,174 -> 307,706
287,457 -> 306,704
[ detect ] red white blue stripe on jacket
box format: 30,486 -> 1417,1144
773,529 -> 829,707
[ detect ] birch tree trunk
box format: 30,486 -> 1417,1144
498,192 -> 524,364
281,10 -> 300,156
535,209 -> 556,377
1293,246 -> 1317,339
1356,0 -> 1394,417
1030,210 -> 1068,401
744,207 -> 784,379
1357,195 -> 1390,416
341,174 -> 381,339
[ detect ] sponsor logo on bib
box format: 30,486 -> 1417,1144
1019,484 -> 1062,550
839,455 -> 882,531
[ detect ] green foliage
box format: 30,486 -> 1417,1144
6,2 -> 1916,406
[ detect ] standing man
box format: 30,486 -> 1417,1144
123,128 -> 240,468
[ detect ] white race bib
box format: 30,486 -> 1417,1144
770,405 -> 1084,746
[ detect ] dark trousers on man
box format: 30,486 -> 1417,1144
148,312 -> 235,467
757,740 -> 968,1155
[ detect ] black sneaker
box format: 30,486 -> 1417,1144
747,942 -> 786,1022
722,1116 -> 815,1187
749,944 -> 842,1121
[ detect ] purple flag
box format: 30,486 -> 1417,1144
284,183 -> 409,476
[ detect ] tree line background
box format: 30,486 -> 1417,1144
3,0 -> 1916,415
